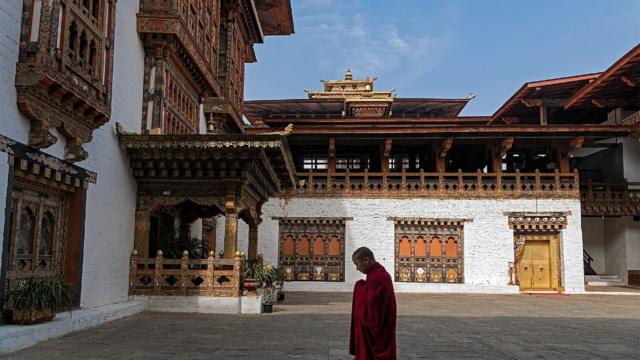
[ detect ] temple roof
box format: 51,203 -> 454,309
244,69 -> 471,125
564,44 -> 640,109
244,98 -> 470,122
255,0 -> 295,36
491,73 -> 602,123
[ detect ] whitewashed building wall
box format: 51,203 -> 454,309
0,1 -> 144,308
257,198 -> 585,293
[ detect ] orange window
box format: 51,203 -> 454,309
414,236 -> 427,257
445,237 -> 458,257
298,235 -> 309,255
313,235 -> 325,256
283,235 -> 294,255
429,236 -> 442,257
328,235 -> 340,256
398,235 -> 411,257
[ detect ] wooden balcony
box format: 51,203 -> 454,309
581,180 -> 640,216
129,251 -> 242,297
288,169 -> 580,199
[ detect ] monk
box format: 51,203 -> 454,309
349,247 -> 397,360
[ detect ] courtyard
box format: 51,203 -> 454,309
4,292 -> 640,359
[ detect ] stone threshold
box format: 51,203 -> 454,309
0,301 -> 145,355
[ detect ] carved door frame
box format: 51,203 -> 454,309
507,212 -> 569,292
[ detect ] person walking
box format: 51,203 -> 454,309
349,247 -> 397,360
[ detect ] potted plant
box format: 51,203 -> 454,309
242,261 -> 261,294
261,287 -> 277,313
273,266 -> 286,303
3,277 -> 74,325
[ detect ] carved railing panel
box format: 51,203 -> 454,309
129,251 -> 242,297
292,170 -> 579,199
581,180 -> 640,216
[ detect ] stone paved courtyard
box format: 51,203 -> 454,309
5,292 -> 640,359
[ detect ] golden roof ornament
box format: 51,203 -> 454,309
345,68 -> 353,80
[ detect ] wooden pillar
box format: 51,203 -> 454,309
134,199 -> 152,258
328,137 -> 336,174
248,222 -> 258,261
556,147 -> 570,173
223,194 -> 238,259
539,105 -> 548,126
382,138 -> 392,172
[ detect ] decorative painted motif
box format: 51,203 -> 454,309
391,218 -> 466,283
277,218 -> 347,282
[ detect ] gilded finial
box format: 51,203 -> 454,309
132,249 -> 138,256
182,250 -> 189,257
345,68 -> 353,81
157,250 -> 163,257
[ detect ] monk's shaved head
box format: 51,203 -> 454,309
352,247 -> 375,261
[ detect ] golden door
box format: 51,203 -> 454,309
518,239 -> 552,290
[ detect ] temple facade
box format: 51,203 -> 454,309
241,48 -> 640,294
0,0 -> 638,318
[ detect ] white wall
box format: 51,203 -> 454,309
625,219 -> 640,272
74,0 -> 144,308
603,217 -> 628,283
581,217 -> 606,274
0,1 -> 144,308
257,198 -> 584,293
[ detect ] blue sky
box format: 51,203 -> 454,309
244,0 -> 640,116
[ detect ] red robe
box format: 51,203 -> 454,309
349,262 -> 397,360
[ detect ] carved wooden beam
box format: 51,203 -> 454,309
620,76 -> 637,88
502,117 -> 520,125
592,98 -> 629,108
520,98 -> 566,107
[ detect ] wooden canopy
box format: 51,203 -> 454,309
491,73 -> 602,124
565,44 -> 640,109
118,133 -> 297,202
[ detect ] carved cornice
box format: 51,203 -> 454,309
387,218 -> 471,227
273,217 -> 352,225
505,212 -> 570,232
0,134 -> 97,187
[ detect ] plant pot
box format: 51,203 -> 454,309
243,279 -> 258,295
9,308 -> 55,325
262,303 -> 273,313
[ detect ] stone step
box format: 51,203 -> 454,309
588,280 -> 625,286
585,275 -> 621,281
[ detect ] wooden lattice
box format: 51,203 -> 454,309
391,218 -> 466,283
277,218 -> 347,282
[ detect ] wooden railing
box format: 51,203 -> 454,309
129,250 -> 242,297
289,169 -> 580,199
581,180 -> 640,216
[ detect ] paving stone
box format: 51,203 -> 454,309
4,292 -> 640,360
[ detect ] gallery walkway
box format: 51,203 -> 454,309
5,292 -> 640,359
